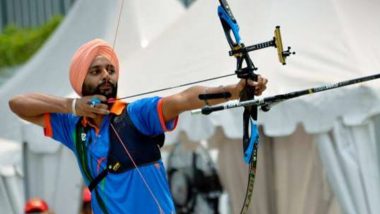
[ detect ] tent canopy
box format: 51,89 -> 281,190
117,0 -> 380,140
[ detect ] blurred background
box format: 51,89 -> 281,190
1,0 -> 380,213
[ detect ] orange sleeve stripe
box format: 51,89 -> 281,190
157,99 -> 167,131
171,116 -> 179,131
43,113 -> 53,137
157,99 -> 178,132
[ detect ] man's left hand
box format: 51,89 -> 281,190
237,75 -> 268,96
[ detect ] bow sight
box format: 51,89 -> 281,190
199,0 -> 295,104
218,0 -> 295,81
228,26 -> 295,66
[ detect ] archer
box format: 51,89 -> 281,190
9,39 -> 268,214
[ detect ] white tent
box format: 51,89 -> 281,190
0,0 -> 185,213
0,139 -> 23,214
118,0 -> 380,213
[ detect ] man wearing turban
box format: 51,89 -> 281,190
9,39 -> 268,214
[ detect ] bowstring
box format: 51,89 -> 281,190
114,73 -> 236,101
110,123 -> 163,213
110,1 -> 163,213
112,0 -> 125,49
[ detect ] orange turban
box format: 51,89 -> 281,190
69,39 -> 119,96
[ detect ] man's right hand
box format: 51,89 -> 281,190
74,95 -> 110,118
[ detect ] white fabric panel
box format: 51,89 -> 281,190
331,0 -> 380,77
214,127 -> 342,214
316,119 -> 380,214
25,148 -> 61,199
23,123 -> 60,153
52,148 -> 82,214
2,172 -> 24,214
21,123 -> 82,214
372,115 -> 380,180
166,109 -> 244,143
0,139 -> 23,214
0,177 -> 15,214
24,144 -> 82,214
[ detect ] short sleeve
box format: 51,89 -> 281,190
43,113 -> 79,151
127,97 -> 178,136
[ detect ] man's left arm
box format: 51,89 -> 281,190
161,75 -> 268,122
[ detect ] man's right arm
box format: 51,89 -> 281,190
9,93 -> 109,127
9,93 -> 73,127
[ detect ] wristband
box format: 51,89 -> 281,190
72,98 -> 77,115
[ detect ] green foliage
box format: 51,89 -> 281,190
0,16 -> 63,68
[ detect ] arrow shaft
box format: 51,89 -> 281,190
192,73 -> 380,115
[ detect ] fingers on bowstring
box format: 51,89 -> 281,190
254,89 -> 263,96
247,79 -> 260,88
89,103 -> 110,115
86,112 -> 98,119
95,104 -> 110,115
255,75 -> 268,85
260,76 -> 268,85
93,95 -> 107,102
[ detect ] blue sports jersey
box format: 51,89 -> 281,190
44,97 -> 177,214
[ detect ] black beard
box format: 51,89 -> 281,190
82,81 -> 118,101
